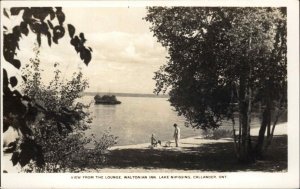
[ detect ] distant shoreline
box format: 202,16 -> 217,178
83,92 -> 169,98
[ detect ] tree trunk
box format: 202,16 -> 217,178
232,118 -> 239,158
237,36 -> 254,163
254,80 -> 273,159
254,106 -> 271,159
264,107 -> 284,153
238,75 -> 253,163
267,114 -> 271,137
246,87 -> 252,156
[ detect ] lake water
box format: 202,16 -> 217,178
82,96 -> 284,146
82,96 -> 199,146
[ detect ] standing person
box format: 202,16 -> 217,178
173,123 -> 180,147
151,134 -> 157,146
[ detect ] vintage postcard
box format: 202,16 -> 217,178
1,0 -> 299,188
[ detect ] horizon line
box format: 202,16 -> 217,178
83,91 -> 168,95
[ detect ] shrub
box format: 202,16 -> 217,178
70,129 -> 118,169
203,128 -> 233,140
20,48 -> 117,172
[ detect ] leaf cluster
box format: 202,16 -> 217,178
2,7 -> 93,167
145,7 -> 287,129
18,50 -> 91,172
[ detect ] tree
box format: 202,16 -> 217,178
3,7 -> 93,167
18,47 -> 117,172
145,7 -> 286,162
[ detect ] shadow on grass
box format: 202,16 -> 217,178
97,135 -> 287,172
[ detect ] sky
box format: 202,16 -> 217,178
4,7 -> 168,94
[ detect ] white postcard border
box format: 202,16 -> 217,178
1,0 -> 299,188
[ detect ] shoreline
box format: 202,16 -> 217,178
90,122 -> 287,173
110,122 -> 287,150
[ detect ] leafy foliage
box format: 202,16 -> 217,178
70,130 -> 118,170
19,50 -> 116,172
146,7 -> 286,128
2,7 -> 93,167
145,7 -> 286,162
145,7 -> 286,128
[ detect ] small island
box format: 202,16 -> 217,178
94,94 -> 121,105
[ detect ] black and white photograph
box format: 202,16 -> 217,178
1,1 -> 299,188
